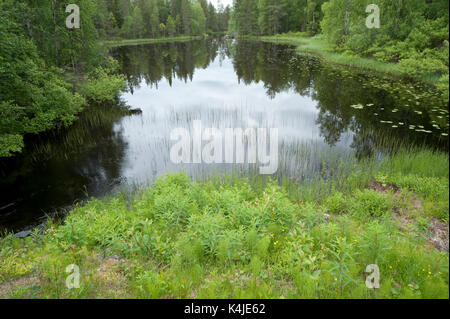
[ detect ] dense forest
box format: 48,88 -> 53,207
230,0 -> 326,35
96,0 -> 231,38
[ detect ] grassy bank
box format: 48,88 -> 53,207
258,33 -> 442,86
0,147 -> 448,299
101,36 -> 204,48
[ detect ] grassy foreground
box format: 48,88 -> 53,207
259,33 -> 442,86
0,147 -> 448,299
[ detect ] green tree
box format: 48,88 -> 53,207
191,1 -> 207,35
233,0 -> 259,35
166,15 -> 176,36
181,0 -> 192,35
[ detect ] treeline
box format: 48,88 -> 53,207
230,0 -> 327,36
96,0 -> 231,39
230,0 -> 449,98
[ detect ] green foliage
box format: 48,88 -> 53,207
97,0 -> 230,39
0,0 -> 126,157
0,6 -> 85,156
233,0 -> 325,36
0,157 -> 448,299
349,189 -> 394,219
320,0 -> 449,100
82,67 -> 126,102
325,192 -> 348,214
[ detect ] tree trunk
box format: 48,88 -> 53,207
344,0 -> 352,36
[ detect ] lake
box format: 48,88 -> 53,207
0,38 -> 448,232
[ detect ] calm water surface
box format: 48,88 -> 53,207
1,39 -> 448,232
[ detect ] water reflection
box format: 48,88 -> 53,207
113,39 -> 447,187
0,102 -> 129,231
0,38 -> 448,232
114,40 -> 346,187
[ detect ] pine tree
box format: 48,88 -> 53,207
166,15 -> 176,36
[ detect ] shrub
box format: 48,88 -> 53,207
350,190 -> 393,218
325,192 -> 348,215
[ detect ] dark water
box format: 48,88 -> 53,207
1,39 -> 448,232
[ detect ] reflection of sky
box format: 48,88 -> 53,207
211,0 -> 233,8
117,56 -> 353,185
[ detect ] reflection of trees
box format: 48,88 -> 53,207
0,100 -> 129,231
114,38 -> 446,153
232,41 -> 292,98
111,39 -> 226,91
231,40 -> 447,152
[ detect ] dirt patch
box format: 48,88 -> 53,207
395,214 -> 415,233
0,274 -> 40,298
368,181 -> 401,195
395,209 -> 449,252
427,218 -> 449,252
387,190 -> 448,252
93,255 -> 130,298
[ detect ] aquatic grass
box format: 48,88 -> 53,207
383,147 -> 449,178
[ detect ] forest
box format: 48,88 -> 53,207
0,0 -> 231,157
96,0 -> 231,38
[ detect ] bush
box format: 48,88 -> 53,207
350,189 -> 393,219
82,67 -> 126,103
325,192 -> 348,214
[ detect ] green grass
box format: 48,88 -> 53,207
258,33 -> 442,86
101,36 -> 203,48
0,147 -> 448,299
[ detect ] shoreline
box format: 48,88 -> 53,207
100,36 -> 205,48
256,34 -> 442,86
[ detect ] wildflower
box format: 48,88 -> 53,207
428,272 -> 431,275
334,277 -> 338,281
389,266 -> 392,269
